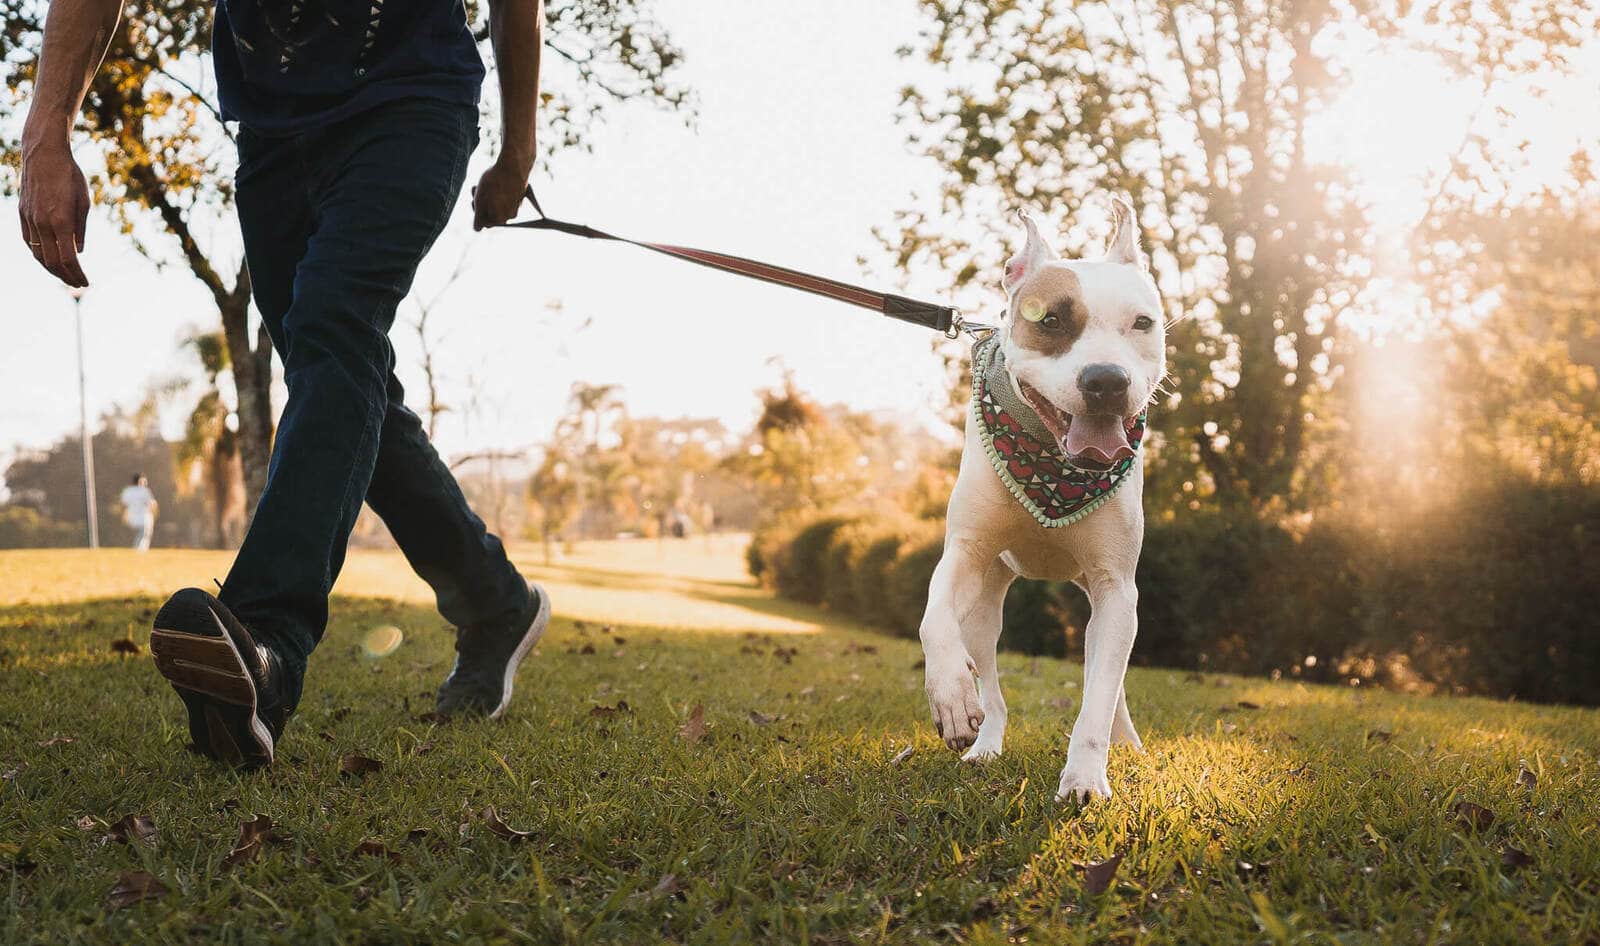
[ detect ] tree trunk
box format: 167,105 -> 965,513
218,271 -> 274,517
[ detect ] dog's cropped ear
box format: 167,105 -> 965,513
1105,196 -> 1145,268
1003,210 -> 1057,294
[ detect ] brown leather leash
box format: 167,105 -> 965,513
498,187 -> 970,337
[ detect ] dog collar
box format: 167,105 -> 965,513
971,333 -> 1145,528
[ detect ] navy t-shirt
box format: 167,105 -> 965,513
213,0 -> 485,134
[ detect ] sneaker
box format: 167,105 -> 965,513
435,581 -> 550,720
149,588 -> 291,768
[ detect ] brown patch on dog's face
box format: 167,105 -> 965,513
1009,266 -> 1086,357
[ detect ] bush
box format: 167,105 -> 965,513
0,506 -> 80,549
1002,579 -> 1072,658
751,476 -> 1600,705
770,516 -> 857,605
885,532 -> 945,636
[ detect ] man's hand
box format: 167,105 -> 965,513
18,145 -> 92,287
18,0 -> 124,287
472,158 -> 530,231
477,0 -> 542,230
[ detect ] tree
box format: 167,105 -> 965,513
2,0 -> 692,514
889,0 -> 1589,513
526,445 -> 579,563
174,330 -> 246,546
1429,162 -> 1600,485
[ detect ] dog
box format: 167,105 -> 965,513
919,197 -> 1166,802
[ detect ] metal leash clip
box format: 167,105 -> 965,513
950,311 -> 999,340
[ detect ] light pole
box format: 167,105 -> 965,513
69,286 -> 99,549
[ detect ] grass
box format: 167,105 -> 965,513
2,539 -> 1598,944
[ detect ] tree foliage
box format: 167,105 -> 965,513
889,0 -> 1589,512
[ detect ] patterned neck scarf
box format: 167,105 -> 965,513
971,333 -> 1146,528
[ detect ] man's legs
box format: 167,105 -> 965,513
365,379 -> 528,632
221,97 -> 523,707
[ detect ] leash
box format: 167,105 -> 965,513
498,187 -> 993,339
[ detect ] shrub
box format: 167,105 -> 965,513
885,532 -> 945,636
771,516 -> 857,605
752,475 -> 1600,705
1001,579 -> 1072,658
0,506 -> 80,549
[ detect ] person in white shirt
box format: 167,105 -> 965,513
119,473 -> 158,552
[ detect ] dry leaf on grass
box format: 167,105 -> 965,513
107,814 -> 157,846
1077,851 -> 1124,895
1367,729 -> 1394,743
75,815 -> 100,831
339,754 -> 384,778
37,736 -> 75,748
1500,845 -> 1533,871
890,746 -> 915,766
678,703 -> 706,745
747,710 -> 778,726
221,814 -> 290,870
589,702 -> 632,718
110,638 -> 141,655
482,806 -> 533,841
106,871 -> 168,910
1237,701 -> 1261,710
1454,800 -> 1496,834
1516,767 -> 1537,792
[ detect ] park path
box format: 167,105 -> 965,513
0,534 -> 821,635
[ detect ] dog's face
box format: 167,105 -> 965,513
999,199 -> 1166,471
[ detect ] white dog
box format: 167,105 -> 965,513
919,198 -> 1166,802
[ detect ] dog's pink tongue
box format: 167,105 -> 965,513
1064,415 -> 1134,464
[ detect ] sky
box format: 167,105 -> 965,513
2,0 -> 1595,477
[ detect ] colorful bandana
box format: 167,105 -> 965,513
971,333 -> 1146,528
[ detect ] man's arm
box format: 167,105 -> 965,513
18,0 -> 124,287
471,0 -> 543,231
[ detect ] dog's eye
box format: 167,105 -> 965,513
1132,315 -> 1156,331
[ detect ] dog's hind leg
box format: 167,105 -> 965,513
960,557 -> 1016,762
1111,687 -> 1142,751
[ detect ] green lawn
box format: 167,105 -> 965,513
2,541 -> 1597,944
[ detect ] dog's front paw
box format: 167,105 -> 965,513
961,738 -> 1003,763
925,655 -> 984,752
1056,763 -> 1112,803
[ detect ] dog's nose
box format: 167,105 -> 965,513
1078,363 -> 1132,411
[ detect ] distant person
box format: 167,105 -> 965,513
20,0 -> 551,767
119,473 -> 158,552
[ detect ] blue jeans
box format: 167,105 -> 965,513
224,97 -> 528,698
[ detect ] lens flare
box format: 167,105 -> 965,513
363,625 -> 403,658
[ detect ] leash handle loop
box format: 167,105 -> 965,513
500,187 -> 958,336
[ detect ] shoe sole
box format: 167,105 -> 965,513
151,607 -> 275,767
489,581 -> 552,721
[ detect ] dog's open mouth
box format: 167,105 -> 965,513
1017,381 -> 1137,471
